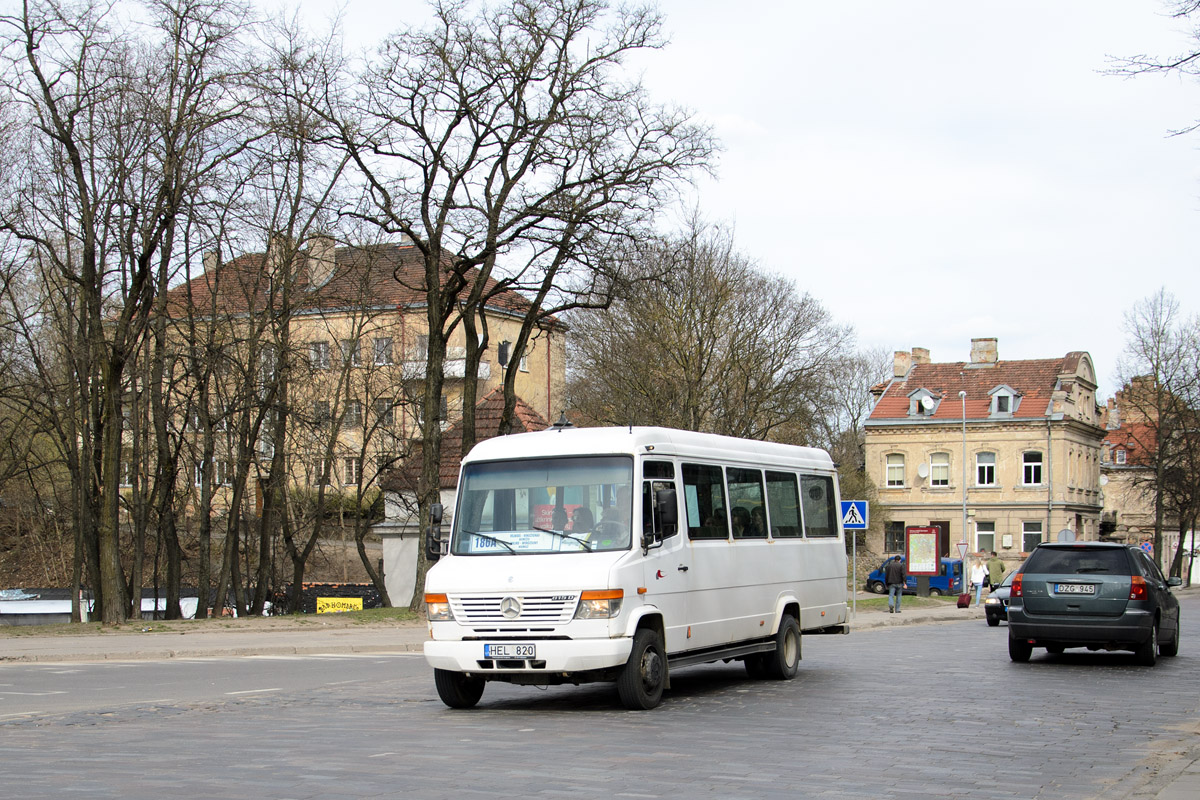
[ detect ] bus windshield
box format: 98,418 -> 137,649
452,456 -> 634,555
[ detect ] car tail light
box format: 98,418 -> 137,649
1129,576 -> 1147,601
1011,574 -> 1022,598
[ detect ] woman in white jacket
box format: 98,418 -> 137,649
970,559 -> 989,607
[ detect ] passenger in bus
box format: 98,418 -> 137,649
551,506 -> 569,531
731,506 -> 751,538
750,506 -> 768,538
569,506 -> 594,534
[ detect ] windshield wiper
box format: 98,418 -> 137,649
459,529 -> 516,554
532,525 -> 593,551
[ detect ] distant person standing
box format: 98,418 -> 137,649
970,559 -> 989,607
885,556 -> 906,614
987,551 -> 1005,588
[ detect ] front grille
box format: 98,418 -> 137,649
450,593 -> 577,625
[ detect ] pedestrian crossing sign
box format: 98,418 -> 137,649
840,501 -> 868,530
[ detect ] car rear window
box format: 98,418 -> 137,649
1024,547 -> 1130,576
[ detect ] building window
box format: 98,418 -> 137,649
976,521 -> 995,553
519,353 -> 529,372
314,400 -> 330,427
375,397 -> 394,426
120,461 -> 134,488
995,394 -> 1010,413
313,459 -> 332,486
1022,521 -> 1043,552
340,339 -> 361,367
1115,448 -> 1126,465
976,452 -> 996,486
930,452 -> 950,487
195,460 -> 230,487
1022,452 -> 1043,485
374,337 -> 393,366
886,454 -> 905,487
309,340 -> 330,369
412,334 -> 428,361
343,457 -> 362,486
885,521 -> 905,552
343,400 -> 362,429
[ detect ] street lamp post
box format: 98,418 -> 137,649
960,390 -> 969,586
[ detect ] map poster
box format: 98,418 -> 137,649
905,526 -> 940,575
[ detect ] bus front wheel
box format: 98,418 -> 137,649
434,669 -> 485,709
617,628 -> 666,710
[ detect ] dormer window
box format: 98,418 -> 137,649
908,389 -> 940,417
988,384 -> 1021,418
1115,449 -> 1127,465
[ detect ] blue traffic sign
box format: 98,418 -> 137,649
840,501 -> 868,530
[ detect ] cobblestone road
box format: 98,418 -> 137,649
1,597 -> 1197,799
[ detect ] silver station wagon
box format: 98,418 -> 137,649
1007,541 -> 1181,665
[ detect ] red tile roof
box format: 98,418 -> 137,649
867,355 -> 1084,422
1104,421 -> 1157,467
164,242 -> 537,319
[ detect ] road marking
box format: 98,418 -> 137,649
0,690 -> 68,696
0,711 -> 44,719
225,688 -> 282,696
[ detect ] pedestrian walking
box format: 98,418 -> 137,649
970,558 -> 988,607
987,551 -> 1005,588
885,555 -> 906,613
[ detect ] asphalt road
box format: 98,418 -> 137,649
1,599 -> 1197,800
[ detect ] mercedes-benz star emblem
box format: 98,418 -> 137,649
499,596 -> 521,619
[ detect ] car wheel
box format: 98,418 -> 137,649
986,615 -> 1000,628
928,588 -> 942,597
1135,624 -> 1158,667
1159,611 -> 1180,657
618,628 -> 666,710
764,614 -> 801,680
1008,632 -> 1032,663
433,669 -> 485,709
868,581 -> 885,594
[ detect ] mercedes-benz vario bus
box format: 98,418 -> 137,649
423,425 -> 849,710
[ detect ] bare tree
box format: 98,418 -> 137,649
568,220 -> 853,444
327,0 -> 714,608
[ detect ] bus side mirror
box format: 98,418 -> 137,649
426,502 -> 445,562
655,487 -> 677,534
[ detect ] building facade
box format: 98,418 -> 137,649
864,338 -> 1104,572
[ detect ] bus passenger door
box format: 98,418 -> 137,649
643,478 -> 690,654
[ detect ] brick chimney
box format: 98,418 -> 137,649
970,337 -> 998,365
307,234 -> 336,287
911,347 -> 931,365
893,350 -> 912,378
202,250 -> 219,273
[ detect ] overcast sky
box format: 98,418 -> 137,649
305,0 -> 1200,399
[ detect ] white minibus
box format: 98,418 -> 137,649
423,425 -> 849,710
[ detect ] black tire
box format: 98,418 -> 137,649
434,668 -> 485,709
1009,632 -> 1032,663
928,588 -> 942,597
617,628 -> 666,710
1160,611 -> 1180,657
868,581 -> 886,594
986,615 -> 1000,628
764,614 -> 801,680
1135,624 -> 1158,667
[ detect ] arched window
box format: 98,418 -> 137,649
976,452 -> 996,486
930,452 -> 950,487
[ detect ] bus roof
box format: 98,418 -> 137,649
462,426 -> 836,472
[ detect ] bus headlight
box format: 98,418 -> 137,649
425,593 -> 452,621
574,589 -> 623,620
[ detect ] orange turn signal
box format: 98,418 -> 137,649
580,589 -> 623,601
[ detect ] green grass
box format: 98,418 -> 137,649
851,594 -> 959,611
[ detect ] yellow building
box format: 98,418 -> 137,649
864,338 -> 1104,572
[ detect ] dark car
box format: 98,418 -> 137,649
984,571 -> 1015,627
865,557 -> 963,596
1007,542 -> 1181,665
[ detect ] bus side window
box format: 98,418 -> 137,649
682,463 -> 727,540
726,467 -> 766,539
800,475 -> 839,538
642,480 -> 678,540
765,470 -> 801,538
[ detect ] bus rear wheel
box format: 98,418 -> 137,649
434,669 -> 485,709
765,614 -> 801,679
617,628 -> 666,710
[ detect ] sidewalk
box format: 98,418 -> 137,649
0,598 -> 976,663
